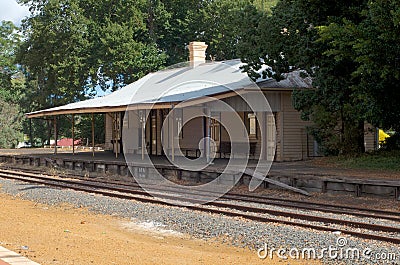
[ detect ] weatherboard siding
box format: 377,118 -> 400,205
280,92 -> 310,161
364,123 -> 377,152
104,113 -> 113,150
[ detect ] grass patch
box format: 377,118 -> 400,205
329,150 -> 400,171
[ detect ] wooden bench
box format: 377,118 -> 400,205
180,148 -> 201,158
217,141 -> 256,158
165,147 -> 201,158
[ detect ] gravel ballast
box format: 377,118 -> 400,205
0,178 -> 399,265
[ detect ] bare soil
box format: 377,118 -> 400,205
0,193 -> 318,265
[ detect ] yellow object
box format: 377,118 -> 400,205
379,129 -> 390,143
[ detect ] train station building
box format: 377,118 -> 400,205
26,42 -> 376,162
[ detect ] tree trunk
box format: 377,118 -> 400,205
147,0 -> 155,42
357,120 -> 365,153
339,107 -> 345,154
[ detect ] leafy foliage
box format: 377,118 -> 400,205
18,0 -> 167,101
253,0 -> 278,12
239,0 -> 400,154
152,0 -> 262,64
0,98 -> 23,148
196,1 -> 254,61
0,21 -> 25,147
150,0 -> 202,64
15,0 -> 169,144
0,21 -> 22,101
352,0 -> 400,132
56,114 -> 105,145
82,0 -> 168,91
314,0 -> 400,152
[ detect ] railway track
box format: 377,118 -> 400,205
4,165 -> 398,221
2,165 -> 399,219
0,167 -> 399,244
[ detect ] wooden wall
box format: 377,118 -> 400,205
122,110 -> 140,154
179,117 -> 204,150
103,91 -> 377,160
104,113 -> 113,150
278,91 -> 311,161
364,123 -> 377,152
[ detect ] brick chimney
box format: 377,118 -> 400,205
188,41 -> 208,66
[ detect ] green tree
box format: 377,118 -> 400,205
253,0 -> 278,12
81,0 -> 167,91
239,0 -> 369,154
0,21 -> 24,147
18,0 -> 168,98
353,0 -> 400,132
151,0 -> 203,64
197,0 -> 257,61
153,0 -> 265,64
18,0 -> 91,108
0,21 -> 22,101
74,114 -> 105,145
315,0 -> 400,149
17,0 -> 168,142
0,98 -> 23,148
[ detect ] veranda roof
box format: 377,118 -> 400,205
26,60 -> 312,118
27,60 -> 255,118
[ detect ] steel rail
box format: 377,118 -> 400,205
1,167 -> 399,221
0,169 -> 399,244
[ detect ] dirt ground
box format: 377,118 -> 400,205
0,193 -> 319,265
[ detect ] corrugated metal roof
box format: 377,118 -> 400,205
258,70 -> 313,89
27,60 -> 254,117
26,60 -> 312,118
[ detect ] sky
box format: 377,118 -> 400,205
0,0 -> 30,25
0,0 -> 109,97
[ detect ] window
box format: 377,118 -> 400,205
246,112 -> 257,139
176,117 -> 182,139
211,117 -> 220,141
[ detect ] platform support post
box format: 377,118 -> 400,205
115,113 -> 119,159
72,114 -> 75,155
29,118 -> 33,147
206,108 -> 211,163
91,113 -> 95,157
171,108 -> 175,162
141,111 -> 145,160
54,116 -> 57,154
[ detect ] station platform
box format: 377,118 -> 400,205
0,148 -> 399,199
0,246 -> 40,265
